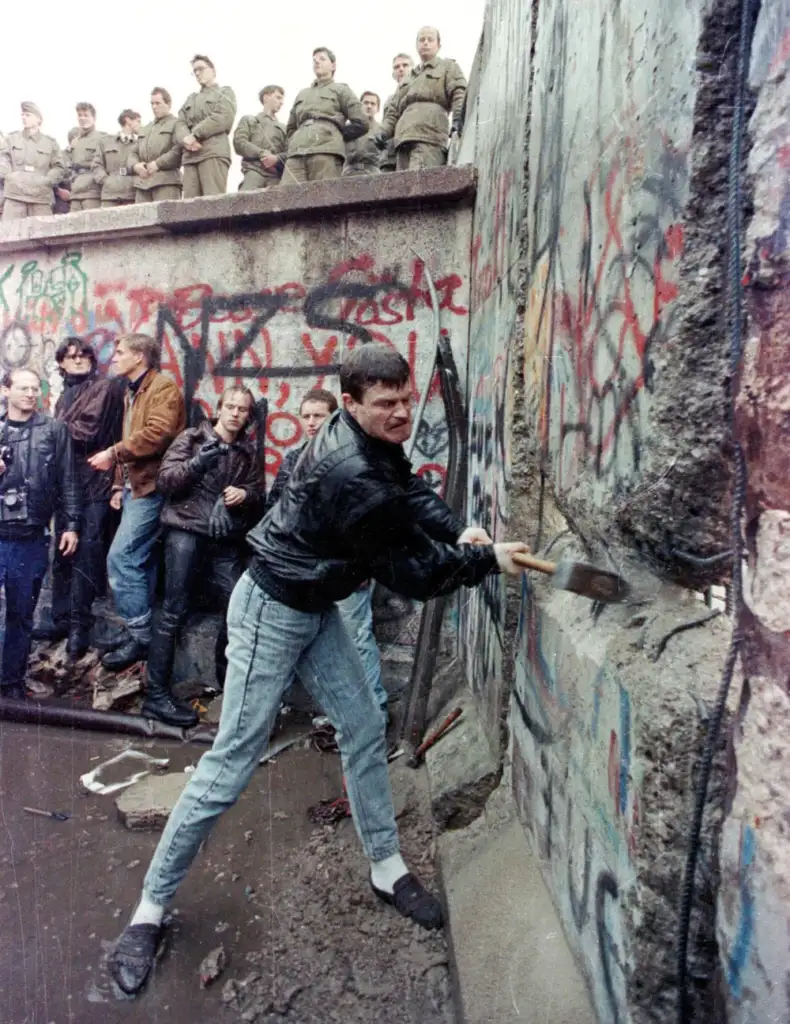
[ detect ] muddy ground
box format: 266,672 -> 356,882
0,717 -> 455,1024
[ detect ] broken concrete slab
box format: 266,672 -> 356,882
115,772 -> 189,830
92,665 -> 143,711
424,694 -> 499,830
199,944 -> 227,988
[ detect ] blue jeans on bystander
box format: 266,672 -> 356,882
0,534 -> 49,689
106,489 -> 164,643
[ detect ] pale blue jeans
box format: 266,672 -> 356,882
143,572 -> 399,904
338,581 -> 387,712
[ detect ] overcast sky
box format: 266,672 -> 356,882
2,1 -> 485,180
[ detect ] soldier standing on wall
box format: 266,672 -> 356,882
92,110 -> 141,209
53,128 -> 78,215
233,85 -> 287,191
66,103 -> 105,212
342,91 -> 382,177
0,102 -> 65,221
381,53 -> 413,172
177,55 -> 237,198
374,27 -> 466,171
131,89 -> 184,203
282,47 -> 368,184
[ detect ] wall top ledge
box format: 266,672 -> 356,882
0,166 -> 477,255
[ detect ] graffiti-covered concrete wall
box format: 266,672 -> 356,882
718,4 -> 790,1020
457,0 -> 532,751
0,174 -> 474,656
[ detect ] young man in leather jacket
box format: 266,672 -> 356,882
109,344 -> 528,995
144,387 -> 264,727
0,369 -> 81,699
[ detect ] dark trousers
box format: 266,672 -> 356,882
51,501 -> 110,632
0,534 -> 49,688
147,528 -> 245,689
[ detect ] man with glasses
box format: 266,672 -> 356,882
0,369 -> 81,700
177,54 -> 237,198
33,339 -> 123,659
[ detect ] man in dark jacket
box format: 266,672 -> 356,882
144,387 -> 264,727
0,368 -> 81,699
33,338 -> 123,658
109,343 -> 527,995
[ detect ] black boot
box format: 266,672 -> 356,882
142,682 -> 199,729
101,638 -> 149,672
0,683 -> 29,701
67,627 -> 91,661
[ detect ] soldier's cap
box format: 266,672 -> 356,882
21,101 -> 43,119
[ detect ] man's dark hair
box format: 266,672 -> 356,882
151,87 -> 172,105
56,336 -> 97,367
76,102 -> 96,117
259,85 -> 284,104
118,108 -> 141,127
312,46 -> 336,64
120,333 -> 161,370
339,344 -> 410,402
361,91 -> 381,109
300,388 -> 338,414
191,54 -> 215,69
2,367 -> 41,389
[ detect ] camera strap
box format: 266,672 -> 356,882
1,418 -> 35,494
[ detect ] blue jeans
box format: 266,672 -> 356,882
338,582 -> 387,711
143,572 -> 399,904
0,534 -> 49,688
106,489 -> 164,642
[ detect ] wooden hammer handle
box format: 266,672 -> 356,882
512,551 -> 558,575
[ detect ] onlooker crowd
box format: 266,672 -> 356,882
0,28 -> 466,220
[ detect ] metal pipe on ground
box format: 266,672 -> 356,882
0,697 -> 217,745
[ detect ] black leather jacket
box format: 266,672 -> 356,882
248,409 -> 498,611
0,412 -> 82,534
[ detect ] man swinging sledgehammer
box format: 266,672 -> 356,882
109,343 -> 528,995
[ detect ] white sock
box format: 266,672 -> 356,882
370,853 -> 409,895
130,893 -> 165,928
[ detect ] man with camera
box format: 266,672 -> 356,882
0,368 -> 81,700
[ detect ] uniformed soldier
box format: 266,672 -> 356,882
233,85 -> 287,191
131,88 -> 184,203
342,91 -> 382,177
381,54 -> 413,172
54,128 -> 79,214
92,110 -> 141,208
178,54 -> 237,199
282,47 -> 368,184
0,102 -> 65,221
375,27 -> 466,171
67,103 -> 105,211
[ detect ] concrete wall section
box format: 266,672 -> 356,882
523,0 -> 736,576
459,0 -> 532,751
717,4 -> 790,1019
510,568 -> 732,1024
0,178 -> 473,655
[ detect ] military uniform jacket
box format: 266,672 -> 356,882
92,134 -> 137,201
129,116 -> 183,191
67,129 -> 105,201
343,117 -> 381,175
0,130 -> 65,205
177,85 -> 237,165
233,112 -> 287,182
286,80 -> 367,159
380,95 -> 398,169
381,57 -> 467,150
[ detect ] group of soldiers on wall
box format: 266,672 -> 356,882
0,27 -> 466,222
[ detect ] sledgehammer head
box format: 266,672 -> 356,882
552,561 -> 631,603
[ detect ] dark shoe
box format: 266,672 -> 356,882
92,625 -> 129,652
141,690 -> 199,729
31,622 -> 68,643
67,629 -> 91,660
102,639 -> 149,672
370,872 -> 444,930
108,921 -> 166,996
0,684 -> 29,701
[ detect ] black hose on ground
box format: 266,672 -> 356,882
675,0 -> 756,1018
0,697 -> 217,745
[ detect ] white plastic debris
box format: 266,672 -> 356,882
80,749 -> 170,795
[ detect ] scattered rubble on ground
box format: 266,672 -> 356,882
199,944 -> 228,988
115,771 -> 190,830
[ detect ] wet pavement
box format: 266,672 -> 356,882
0,718 -> 454,1024
0,720 -> 337,1024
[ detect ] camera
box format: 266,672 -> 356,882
1,487 -> 28,522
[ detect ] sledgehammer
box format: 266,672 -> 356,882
512,551 -> 630,603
